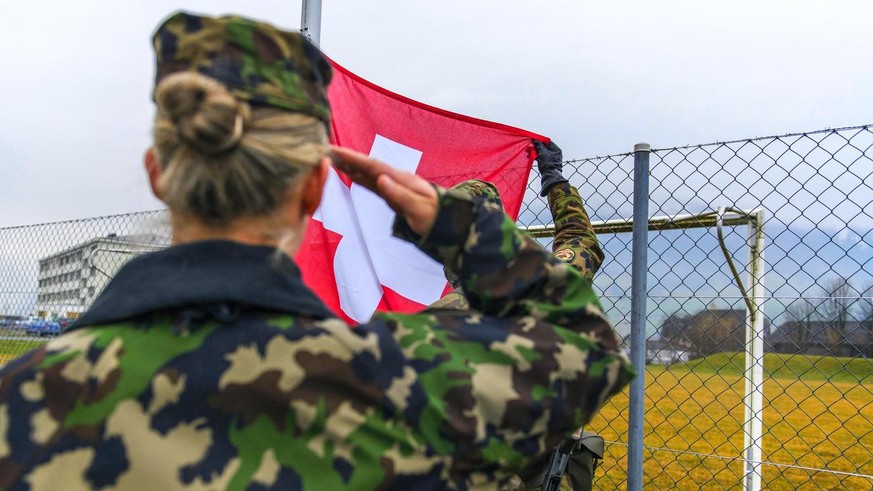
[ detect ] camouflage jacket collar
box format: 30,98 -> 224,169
70,240 -> 333,329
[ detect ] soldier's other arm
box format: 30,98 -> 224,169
396,186 -> 601,321
547,183 -> 603,282
534,139 -> 604,282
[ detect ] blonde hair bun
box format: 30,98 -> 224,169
155,72 -> 249,155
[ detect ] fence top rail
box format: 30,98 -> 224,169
561,124 -> 872,166
650,123 -> 873,153
0,209 -> 166,232
523,208 -> 759,238
2,207 -> 755,238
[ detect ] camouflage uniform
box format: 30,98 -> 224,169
0,186 -> 632,490
430,181 -> 603,312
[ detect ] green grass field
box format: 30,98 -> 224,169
1,341 -> 870,489
678,352 -> 873,384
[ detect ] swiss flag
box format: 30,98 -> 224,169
296,59 -> 548,324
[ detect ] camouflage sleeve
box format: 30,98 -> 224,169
426,288 -> 471,311
394,185 -> 601,320
383,186 -> 633,478
547,182 -> 604,282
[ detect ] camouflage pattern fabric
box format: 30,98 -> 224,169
450,179 -> 504,208
430,181 -> 603,312
441,179 -> 505,290
546,182 -> 603,283
0,187 -> 632,490
429,284 -> 474,311
153,11 -> 333,126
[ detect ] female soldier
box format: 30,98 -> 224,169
0,11 -> 631,491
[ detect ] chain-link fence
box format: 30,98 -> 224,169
1,125 -> 871,489
0,212 -> 170,350
521,124 -> 873,490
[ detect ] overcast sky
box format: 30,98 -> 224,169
1,1 -> 871,227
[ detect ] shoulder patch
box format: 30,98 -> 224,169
554,248 -> 576,262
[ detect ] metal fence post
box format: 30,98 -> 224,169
743,209 -> 766,491
627,143 -> 651,491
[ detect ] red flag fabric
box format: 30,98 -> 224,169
296,59 -> 548,324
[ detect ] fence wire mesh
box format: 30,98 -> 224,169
0,125 -> 871,489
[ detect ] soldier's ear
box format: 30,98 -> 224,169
144,148 -> 164,202
301,156 -> 330,215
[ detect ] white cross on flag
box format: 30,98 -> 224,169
295,60 -> 547,324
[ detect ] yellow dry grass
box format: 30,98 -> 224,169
580,365 -> 873,490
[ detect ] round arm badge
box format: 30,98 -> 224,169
554,248 -> 576,262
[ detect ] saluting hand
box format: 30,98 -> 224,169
329,145 -> 438,236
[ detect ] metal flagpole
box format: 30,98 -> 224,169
300,0 -> 323,47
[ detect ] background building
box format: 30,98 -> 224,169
35,233 -> 166,319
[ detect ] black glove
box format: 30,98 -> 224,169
533,140 -> 568,196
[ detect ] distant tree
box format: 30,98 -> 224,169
817,276 -> 857,356
860,284 -> 873,357
785,299 -> 816,353
659,304 -> 769,358
861,284 -> 873,325
691,309 -> 745,356
658,312 -> 693,347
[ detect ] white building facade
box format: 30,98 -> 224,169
35,234 -> 166,320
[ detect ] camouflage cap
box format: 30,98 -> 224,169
449,179 -> 503,208
152,11 -> 332,126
